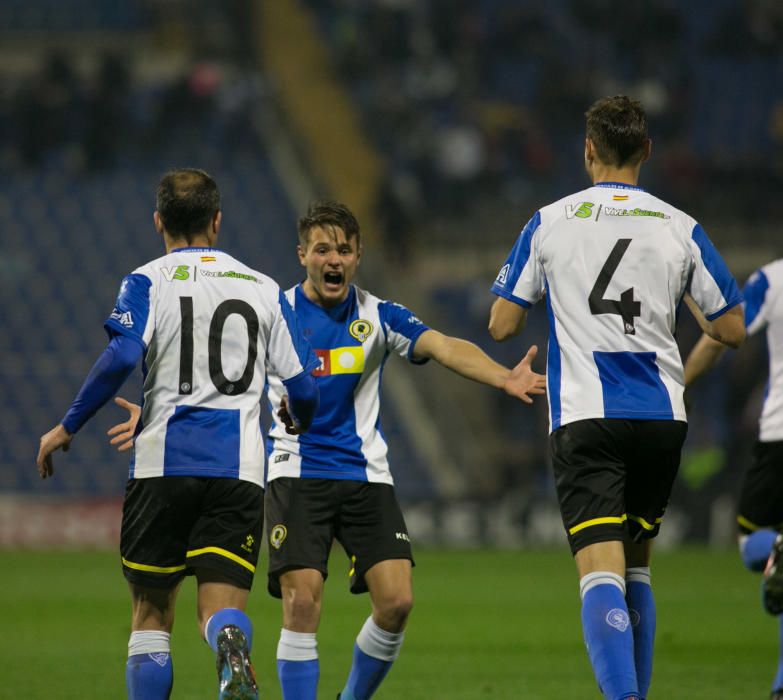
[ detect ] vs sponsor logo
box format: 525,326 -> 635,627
161,265 -> 189,281
565,201 -> 595,219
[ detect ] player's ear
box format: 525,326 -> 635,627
297,244 -> 306,266
212,210 -> 222,237
584,138 -> 594,164
356,243 -> 363,265
642,138 -> 652,163
153,211 -> 164,236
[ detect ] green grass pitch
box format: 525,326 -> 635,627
1,547 -> 775,698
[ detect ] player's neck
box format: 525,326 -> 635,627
590,164 -> 641,188
164,233 -> 215,254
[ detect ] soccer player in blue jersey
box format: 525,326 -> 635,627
36,168 -> 320,700
263,201 -> 544,700
488,96 -> 746,700
685,260 -> 783,700
112,199 -> 547,700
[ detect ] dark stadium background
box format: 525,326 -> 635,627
1,0 -> 781,549
3,3 -> 783,699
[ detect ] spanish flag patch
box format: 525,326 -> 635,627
201,256 -> 217,262
612,195 -> 629,201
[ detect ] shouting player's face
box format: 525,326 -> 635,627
299,225 -> 361,307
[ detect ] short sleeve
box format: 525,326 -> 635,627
104,273 -> 153,347
266,289 -> 320,381
687,223 -> 742,320
378,301 -> 430,363
743,268 -> 770,336
490,212 -> 544,307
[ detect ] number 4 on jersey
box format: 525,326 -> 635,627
588,239 -> 641,335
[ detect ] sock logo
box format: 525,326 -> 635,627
629,608 -> 641,627
148,652 -> 170,667
605,608 -> 630,632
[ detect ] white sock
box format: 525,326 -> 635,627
277,628 -> 318,661
128,630 -> 171,657
626,566 -> 651,585
356,616 -> 404,662
579,571 -> 626,600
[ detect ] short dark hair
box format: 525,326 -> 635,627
585,96 -> 648,167
156,168 -> 221,239
297,201 -> 361,247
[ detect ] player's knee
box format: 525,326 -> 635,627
283,587 -> 322,627
377,592 -> 413,627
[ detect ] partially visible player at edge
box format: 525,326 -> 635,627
684,259 -> 783,700
112,199 -> 547,700
488,96 -> 745,700
36,169 -> 320,700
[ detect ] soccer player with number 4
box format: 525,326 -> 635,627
488,96 -> 746,700
36,169 -> 320,700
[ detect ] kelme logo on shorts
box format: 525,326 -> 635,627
349,319 -> 373,342
606,608 -> 630,632
270,524 -> 287,550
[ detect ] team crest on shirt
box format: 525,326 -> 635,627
269,524 -> 287,550
349,319 -> 374,342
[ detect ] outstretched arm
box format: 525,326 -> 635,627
411,329 -> 545,403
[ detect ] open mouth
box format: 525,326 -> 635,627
324,271 -> 343,287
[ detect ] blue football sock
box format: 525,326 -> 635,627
626,568 -> 655,699
740,530 -> 778,572
126,631 -> 173,700
580,573 -> 638,700
773,616 -> 783,693
340,617 -> 404,700
205,608 -> 253,653
276,629 -> 319,700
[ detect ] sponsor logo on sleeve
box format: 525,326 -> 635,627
496,263 -> 510,285
110,310 -> 134,328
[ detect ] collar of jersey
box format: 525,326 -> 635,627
594,182 -> 646,191
297,283 -> 355,319
170,246 -> 222,253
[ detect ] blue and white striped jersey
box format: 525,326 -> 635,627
105,247 -> 318,486
743,259 -> 783,442
266,284 -> 429,484
491,183 -> 742,432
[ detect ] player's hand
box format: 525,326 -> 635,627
36,424 -> 73,479
503,345 -> 547,404
107,397 -> 141,452
277,396 -> 305,435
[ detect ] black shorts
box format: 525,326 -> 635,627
550,419 -> 688,554
120,476 -> 264,590
265,477 -> 413,598
737,440 -> 783,534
